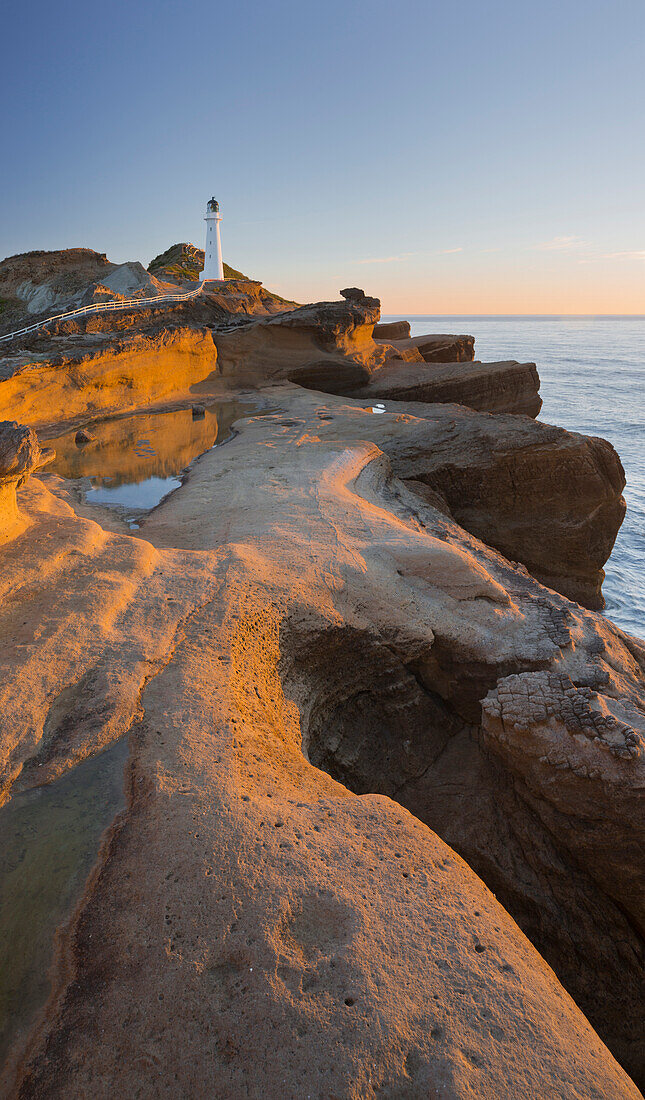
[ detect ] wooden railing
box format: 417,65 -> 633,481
0,280 -> 206,344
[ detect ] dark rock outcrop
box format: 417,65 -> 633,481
377,333 -> 475,363
353,359 -> 542,417
373,320 -> 411,340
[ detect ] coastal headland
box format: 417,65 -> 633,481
0,248 -> 643,1099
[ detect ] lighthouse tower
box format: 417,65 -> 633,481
199,197 -> 224,281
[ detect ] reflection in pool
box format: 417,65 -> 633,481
47,400 -> 258,519
86,475 -> 183,512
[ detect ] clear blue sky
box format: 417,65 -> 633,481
2,0 -> 644,311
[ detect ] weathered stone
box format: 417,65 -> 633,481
377,333 -> 475,363
373,319 -> 411,340
0,392 -> 641,1096
269,390 -> 622,609
0,420 -> 49,538
352,359 -> 542,417
211,292 -> 385,387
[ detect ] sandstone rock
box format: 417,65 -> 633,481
0,249 -> 113,308
353,359 -> 542,417
79,283 -> 126,306
374,332 -> 475,363
0,399 -> 641,1097
380,342 -> 426,364
0,329 -> 220,430
75,428 -> 94,445
191,404 -> 206,419
0,420 -> 49,538
340,286 -> 370,302
211,291 -> 386,388
0,247 -> 297,341
255,389 -> 621,609
0,249 -> 175,323
373,320 -> 411,340
379,333 -> 475,363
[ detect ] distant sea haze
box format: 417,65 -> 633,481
382,315 -> 645,640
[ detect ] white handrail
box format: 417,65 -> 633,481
0,279 -> 206,344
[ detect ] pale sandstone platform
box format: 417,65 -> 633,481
0,392 -> 642,1097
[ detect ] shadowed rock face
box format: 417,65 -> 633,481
352,359 -> 542,417
0,394 -> 642,1097
373,320 -> 411,340
379,333 -> 476,364
294,606 -> 645,1086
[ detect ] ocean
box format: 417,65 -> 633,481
381,316 -> 645,640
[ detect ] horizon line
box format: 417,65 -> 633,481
379,312 -> 645,319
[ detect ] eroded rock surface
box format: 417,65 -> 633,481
0,395 -> 642,1097
373,319 -> 411,340
0,420 -> 51,538
353,359 -> 542,417
377,333 -> 476,363
252,389 -> 623,609
211,288 -> 385,390
0,247 -> 295,339
0,289 -> 383,428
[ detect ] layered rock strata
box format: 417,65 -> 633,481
211,289 -> 386,389
378,333 -> 476,364
373,319 -> 412,340
0,329 -> 219,429
0,396 -> 642,1097
353,359 -> 542,417
1,287 -> 541,430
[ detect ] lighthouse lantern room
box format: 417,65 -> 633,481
200,197 -> 224,281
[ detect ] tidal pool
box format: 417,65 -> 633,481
0,739 -> 129,1064
47,399 -> 259,519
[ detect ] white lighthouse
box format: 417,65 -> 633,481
199,196 -> 224,281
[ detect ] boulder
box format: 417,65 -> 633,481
339,286 -> 370,302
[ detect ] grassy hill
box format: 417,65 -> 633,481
148,243 -> 251,285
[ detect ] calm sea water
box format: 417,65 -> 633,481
382,316 -> 645,640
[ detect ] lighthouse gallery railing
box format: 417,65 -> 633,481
0,280 -> 206,344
